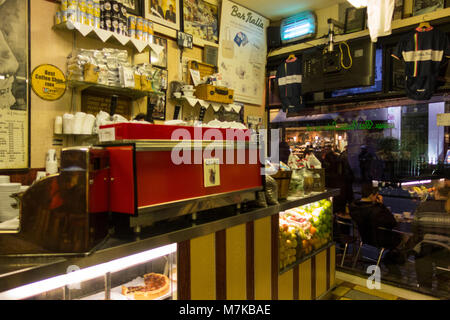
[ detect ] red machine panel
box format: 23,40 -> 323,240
135,150 -> 262,208
100,123 -> 252,141
107,146 -> 136,215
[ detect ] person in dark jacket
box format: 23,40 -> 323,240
358,145 -> 374,182
338,146 -> 354,210
349,183 -> 408,265
279,140 -> 291,165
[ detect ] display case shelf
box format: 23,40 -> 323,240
66,80 -> 165,100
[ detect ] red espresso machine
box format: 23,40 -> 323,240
0,123 -> 263,254
98,123 -> 264,233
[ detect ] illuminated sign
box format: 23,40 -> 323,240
306,121 -> 395,131
280,11 -> 316,44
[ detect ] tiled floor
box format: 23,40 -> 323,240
335,244 -> 450,299
328,279 -> 406,300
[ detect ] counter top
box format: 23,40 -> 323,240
0,189 -> 339,293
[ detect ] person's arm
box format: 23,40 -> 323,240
376,204 -> 397,229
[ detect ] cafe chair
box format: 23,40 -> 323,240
333,215 -> 359,267
351,224 -> 411,269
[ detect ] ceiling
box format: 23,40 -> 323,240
231,0 -> 347,21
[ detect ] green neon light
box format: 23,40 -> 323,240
306,121 -> 395,132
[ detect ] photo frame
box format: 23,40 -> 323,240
150,93 -> 166,120
413,0 -> 444,16
344,7 -> 366,34
393,0 -> 404,20
177,31 -> 193,49
183,0 -> 219,44
0,0 -> 30,170
150,35 -> 168,68
145,0 -> 180,30
122,0 -> 143,16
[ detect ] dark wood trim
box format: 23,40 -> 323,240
271,214 -> 279,300
293,265 -> 299,300
326,247 -> 331,291
215,229 -> 227,300
177,240 -> 191,300
246,221 -> 255,300
311,255 -> 316,300
0,168 -> 45,186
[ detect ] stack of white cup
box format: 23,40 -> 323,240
82,114 -> 96,134
63,113 -> 74,134
73,112 -> 87,134
61,113 -> 97,135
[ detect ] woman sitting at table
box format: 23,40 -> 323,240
412,183 -> 450,293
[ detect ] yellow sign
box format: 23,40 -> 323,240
31,64 -> 66,101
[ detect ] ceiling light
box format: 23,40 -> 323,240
347,0 -> 367,8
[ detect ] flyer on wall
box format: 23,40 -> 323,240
0,0 -> 29,169
218,0 -> 269,106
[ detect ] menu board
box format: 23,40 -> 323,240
0,110 -> 27,169
218,0 -> 269,106
0,0 -> 29,169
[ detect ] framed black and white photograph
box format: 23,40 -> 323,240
160,69 -> 168,90
145,0 -> 180,30
393,0 -> 404,20
413,0 -> 444,16
344,7 -> 366,34
150,94 -> 166,120
0,0 -> 30,169
177,31 -> 193,49
150,35 -> 168,68
122,0 -> 143,16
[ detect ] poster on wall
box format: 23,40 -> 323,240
183,0 -> 219,44
145,0 -> 180,30
0,0 -> 29,169
218,0 -> 269,106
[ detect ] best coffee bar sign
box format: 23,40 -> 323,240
31,64 -> 66,101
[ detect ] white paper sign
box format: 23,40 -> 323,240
98,127 -> 116,142
189,69 -> 202,86
218,0 -> 269,106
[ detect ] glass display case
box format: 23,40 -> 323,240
279,198 -> 333,272
0,244 -> 177,300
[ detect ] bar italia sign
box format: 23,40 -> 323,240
230,5 -> 265,29
31,64 -> 66,101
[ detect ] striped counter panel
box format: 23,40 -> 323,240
177,214 -> 336,300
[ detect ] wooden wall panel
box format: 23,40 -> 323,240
298,259 -> 312,300
330,245 -> 336,287
315,250 -> 327,299
278,269 -> 294,300
253,216 -> 272,300
225,224 -> 247,300
190,233 -> 216,300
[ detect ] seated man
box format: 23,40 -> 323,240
350,183 -> 407,263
